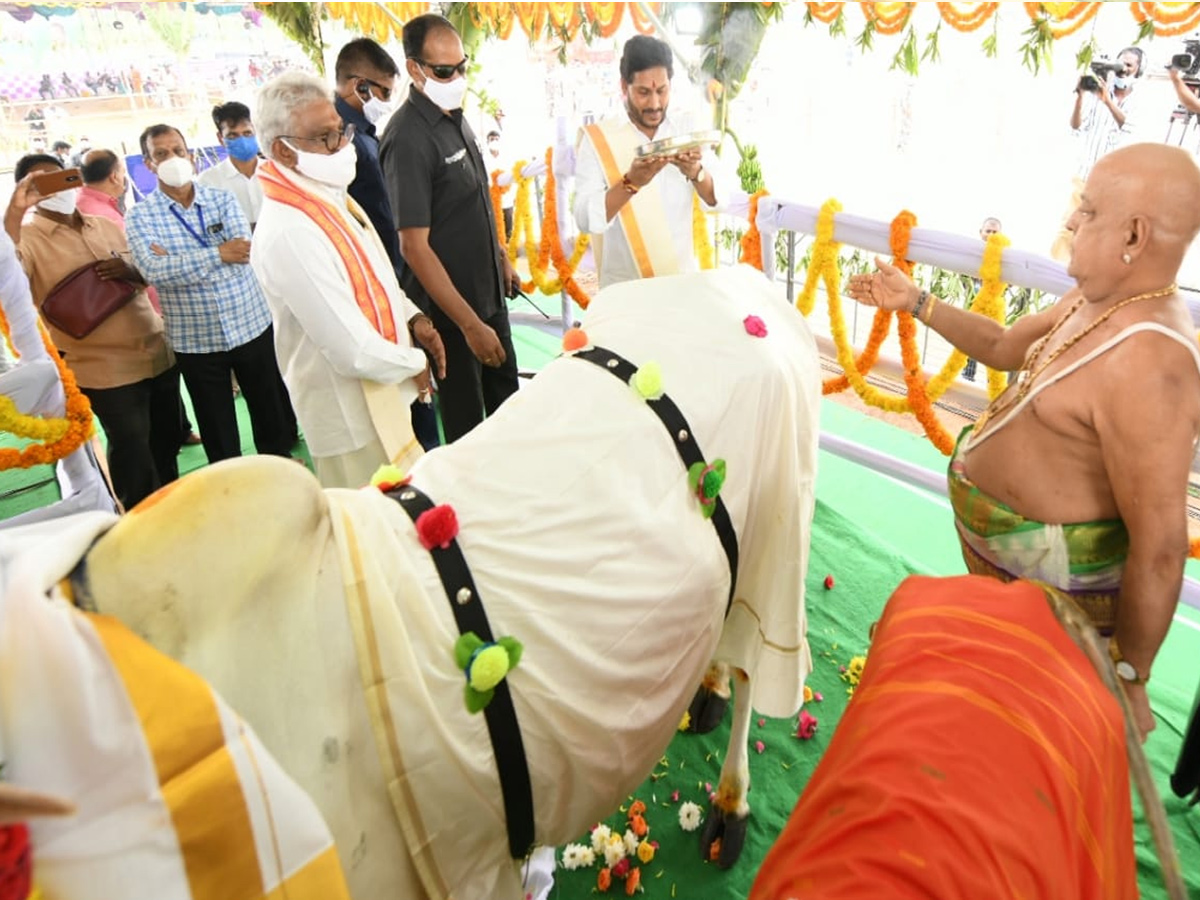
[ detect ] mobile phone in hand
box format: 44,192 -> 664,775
32,167 -> 82,197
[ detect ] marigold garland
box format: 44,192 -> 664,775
739,190 -> 769,271
936,1 -> 999,31
1130,1 -> 1200,35
0,322 -> 94,470
693,195 -> 716,270
861,1 -> 915,34
806,2 -> 843,23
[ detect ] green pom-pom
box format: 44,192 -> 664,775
369,464 -> 407,489
465,684 -> 494,714
454,632 -> 485,670
631,362 -> 663,400
467,644 -> 511,692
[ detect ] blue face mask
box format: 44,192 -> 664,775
1113,75 -> 1131,90
225,135 -> 260,162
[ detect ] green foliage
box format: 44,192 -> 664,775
981,14 -> 999,59
1076,36 -> 1099,71
922,22 -> 942,65
147,2 -> 197,59
695,2 -> 784,131
890,25 -> 919,75
1135,18 -> 1156,43
854,18 -> 877,53
256,2 -> 324,74
1018,15 -> 1055,75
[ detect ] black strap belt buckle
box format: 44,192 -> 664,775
571,345 -> 740,614
384,483 -> 535,859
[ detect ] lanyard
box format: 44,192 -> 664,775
169,202 -> 208,247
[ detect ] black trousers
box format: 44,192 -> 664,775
174,325 -> 293,464
411,397 -> 440,451
81,366 -> 182,510
432,307 -> 519,444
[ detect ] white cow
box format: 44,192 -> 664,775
33,267 -> 822,899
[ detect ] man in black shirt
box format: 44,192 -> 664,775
335,37 -> 439,450
381,13 -> 520,444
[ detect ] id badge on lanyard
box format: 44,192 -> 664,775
170,203 -> 210,247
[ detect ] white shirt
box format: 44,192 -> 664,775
250,165 -> 427,458
573,110 -> 723,289
1074,86 -> 1140,179
198,157 -> 264,225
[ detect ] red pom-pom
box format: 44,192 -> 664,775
823,574 -> 835,590
415,505 -> 459,550
0,824 -> 32,900
562,327 -> 589,352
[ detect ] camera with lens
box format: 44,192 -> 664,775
1078,59 -> 1125,93
1171,39 -> 1200,77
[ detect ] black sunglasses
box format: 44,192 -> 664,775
416,57 -> 469,80
351,74 -> 392,102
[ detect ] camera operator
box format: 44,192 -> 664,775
1169,66 -> 1200,115
1070,47 -> 1144,179
1052,47 -> 1145,260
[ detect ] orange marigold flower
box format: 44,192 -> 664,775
598,867 -> 612,892
626,866 -> 642,895
628,799 -> 646,817
630,813 -> 648,837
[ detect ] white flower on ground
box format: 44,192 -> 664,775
679,801 -> 703,832
590,824 -> 612,853
623,828 -> 639,858
603,833 -> 626,867
561,843 -> 594,871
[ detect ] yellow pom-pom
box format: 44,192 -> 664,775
370,464 -> 407,490
631,362 -> 663,400
563,327 -> 589,352
468,644 -> 511,692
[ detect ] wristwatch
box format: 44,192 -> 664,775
690,166 -> 707,185
1109,637 -> 1149,685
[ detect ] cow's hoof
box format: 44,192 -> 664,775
698,803 -> 748,869
686,686 -> 729,734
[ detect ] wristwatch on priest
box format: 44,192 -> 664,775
1108,636 -> 1149,685
690,166 -> 707,185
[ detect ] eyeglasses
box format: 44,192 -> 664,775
351,74 -> 393,101
281,123 -> 355,153
415,57 -> 469,80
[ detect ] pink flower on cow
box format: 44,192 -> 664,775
797,710 -> 819,740
743,314 -> 768,338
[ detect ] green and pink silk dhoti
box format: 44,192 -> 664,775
948,320 -> 1200,634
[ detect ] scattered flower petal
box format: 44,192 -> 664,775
757,717 -> 766,727
803,685 -> 814,704
743,314 -> 768,338
678,711 -> 691,732
824,574 -> 835,589
562,843 -> 593,871
679,801 -> 703,832
591,824 -> 612,853
709,837 -> 723,861
637,840 -> 656,864
754,740 -> 765,754
670,790 -> 680,802
797,710 -> 819,740
814,691 -> 824,702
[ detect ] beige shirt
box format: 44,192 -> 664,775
17,213 -> 173,389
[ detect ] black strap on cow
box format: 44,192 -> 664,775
571,345 -> 740,614
383,483 -> 535,860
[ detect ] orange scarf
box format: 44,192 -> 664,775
258,160 -> 399,343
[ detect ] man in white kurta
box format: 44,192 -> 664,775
250,72 -> 443,488
573,35 -> 723,290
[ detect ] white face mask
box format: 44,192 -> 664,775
38,188 -> 78,215
155,155 -> 194,188
284,139 -> 358,188
422,74 -> 467,111
363,95 -> 395,126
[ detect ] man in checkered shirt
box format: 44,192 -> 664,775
127,123 -> 294,464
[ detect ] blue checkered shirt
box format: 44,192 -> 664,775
126,182 -> 273,354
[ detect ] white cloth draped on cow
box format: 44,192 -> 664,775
327,265 -> 821,899
0,513 -> 351,900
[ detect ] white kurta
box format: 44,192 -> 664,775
197,157 -> 264,225
250,165 -> 427,463
328,265 -> 821,899
573,110 -> 724,288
